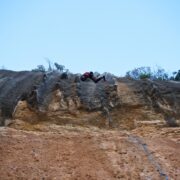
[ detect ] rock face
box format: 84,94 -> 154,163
0,70 -> 180,179
0,70 -> 180,128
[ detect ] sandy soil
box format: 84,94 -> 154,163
0,124 -> 180,180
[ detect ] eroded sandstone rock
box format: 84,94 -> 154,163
0,70 -> 179,128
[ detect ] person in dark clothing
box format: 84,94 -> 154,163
80,71 -> 106,83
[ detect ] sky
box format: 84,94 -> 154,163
0,0 -> 180,76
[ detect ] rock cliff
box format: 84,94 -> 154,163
0,70 -> 179,128
0,70 -> 180,179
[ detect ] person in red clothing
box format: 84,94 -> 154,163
80,71 -> 106,83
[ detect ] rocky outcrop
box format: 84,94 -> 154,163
0,70 -> 179,128
0,70 -> 180,179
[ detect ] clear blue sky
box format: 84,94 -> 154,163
0,0 -> 179,75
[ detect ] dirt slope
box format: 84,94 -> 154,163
0,70 -> 180,179
0,124 -> 179,180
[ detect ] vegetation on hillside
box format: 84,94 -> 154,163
1,60 -> 180,82
125,66 -> 180,81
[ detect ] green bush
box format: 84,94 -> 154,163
139,73 -> 151,79
32,65 -> 46,72
126,66 -> 170,81
31,60 -> 68,73
125,67 -> 152,80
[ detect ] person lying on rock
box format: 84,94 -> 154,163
80,71 -> 106,83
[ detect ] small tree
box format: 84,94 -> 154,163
32,65 -> 46,72
169,72 -> 177,80
126,66 -> 170,81
125,67 -> 152,80
139,73 -> 151,79
152,67 -> 169,80
54,62 -> 65,72
45,58 -> 54,71
175,70 -> 180,81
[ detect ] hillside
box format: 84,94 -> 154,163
0,70 -> 180,179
